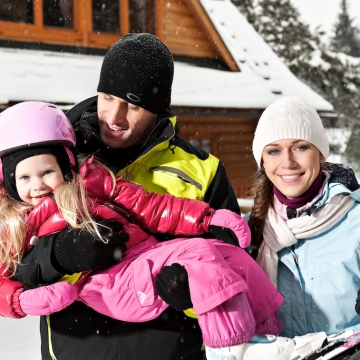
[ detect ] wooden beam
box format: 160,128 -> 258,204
156,0 -> 164,39
186,0 -> 239,72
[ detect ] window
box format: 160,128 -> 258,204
0,0 -> 34,23
189,138 -> 212,153
129,0 -> 155,34
92,0 -> 120,34
43,0 -> 74,28
0,0 -> 157,49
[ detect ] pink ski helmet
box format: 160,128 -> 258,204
0,101 -> 77,181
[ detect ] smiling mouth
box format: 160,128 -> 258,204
107,123 -> 126,132
33,194 -> 48,199
281,174 -> 302,180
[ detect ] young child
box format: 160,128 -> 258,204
0,102 -> 295,360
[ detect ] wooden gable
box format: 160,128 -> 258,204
158,0 -> 238,71
0,0 -> 238,70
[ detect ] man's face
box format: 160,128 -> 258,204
97,92 -> 158,149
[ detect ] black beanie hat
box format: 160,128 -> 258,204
2,145 -> 74,202
97,33 -> 174,115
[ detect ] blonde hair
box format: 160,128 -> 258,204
0,156 -> 117,277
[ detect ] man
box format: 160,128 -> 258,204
68,33 -> 239,212
18,33 -> 240,360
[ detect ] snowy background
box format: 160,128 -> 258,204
291,0 -> 360,42
1,316 -> 41,358
1,1 -> 360,359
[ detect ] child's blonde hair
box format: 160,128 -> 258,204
0,156 -> 116,277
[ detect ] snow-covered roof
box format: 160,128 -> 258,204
0,0 -> 333,111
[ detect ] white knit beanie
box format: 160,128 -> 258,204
252,96 -> 329,167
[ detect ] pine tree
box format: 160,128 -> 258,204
231,0 -> 360,174
331,0 -> 360,57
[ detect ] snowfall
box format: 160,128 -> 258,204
0,0 -> 352,357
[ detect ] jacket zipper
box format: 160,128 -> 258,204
149,166 -> 203,190
289,245 -> 310,331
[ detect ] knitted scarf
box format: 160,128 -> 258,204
256,194 -> 356,287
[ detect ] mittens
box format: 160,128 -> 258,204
156,264 -> 193,311
19,282 -> 78,316
209,209 -> 251,248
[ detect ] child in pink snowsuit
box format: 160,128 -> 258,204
0,102 -> 287,359
14,158 -> 284,347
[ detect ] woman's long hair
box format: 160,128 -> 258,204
0,156 -> 117,277
248,162 -> 327,258
247,166 -> 274,257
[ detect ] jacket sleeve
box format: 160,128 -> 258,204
110,179 -> 215,235
204,161 -> 240,215
82,159 -> 216,236
0,276 -> 26,318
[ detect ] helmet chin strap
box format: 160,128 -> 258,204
64,146 -> 78,176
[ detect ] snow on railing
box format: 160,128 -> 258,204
237,198 -> 254,208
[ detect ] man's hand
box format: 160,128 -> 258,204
53,220 -> 129,274
14,220 -> 129,288
156,264 -> 193,311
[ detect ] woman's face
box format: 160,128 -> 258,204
262,139 -> 323,199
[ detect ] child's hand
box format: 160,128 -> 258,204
19,282 -> 78,316
209,209 -> 251,248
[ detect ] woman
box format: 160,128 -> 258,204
248,96 -> 360,339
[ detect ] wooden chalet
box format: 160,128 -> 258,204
0,0 -> 334,199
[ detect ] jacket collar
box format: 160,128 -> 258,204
315,163 -> 360,208
69,96 -> 178,170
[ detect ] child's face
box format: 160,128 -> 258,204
15,154 -> 65,205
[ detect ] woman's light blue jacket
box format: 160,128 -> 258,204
277,169 -> 360,338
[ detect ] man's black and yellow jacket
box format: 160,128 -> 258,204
28,96 -> 240,360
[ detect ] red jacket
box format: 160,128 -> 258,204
0,158 -> 214,318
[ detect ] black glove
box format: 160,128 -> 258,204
209,225 -> 239,246
14,220 -> 129,288
53,219 -> 129,274
14,234 -> 65,289
355,289 -> 360,315
156,263 -> 193,311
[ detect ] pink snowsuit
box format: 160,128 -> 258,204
12,159 -> 284,347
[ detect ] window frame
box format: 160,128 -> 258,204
0,0 -> 133,49
181,131 -> 217,157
